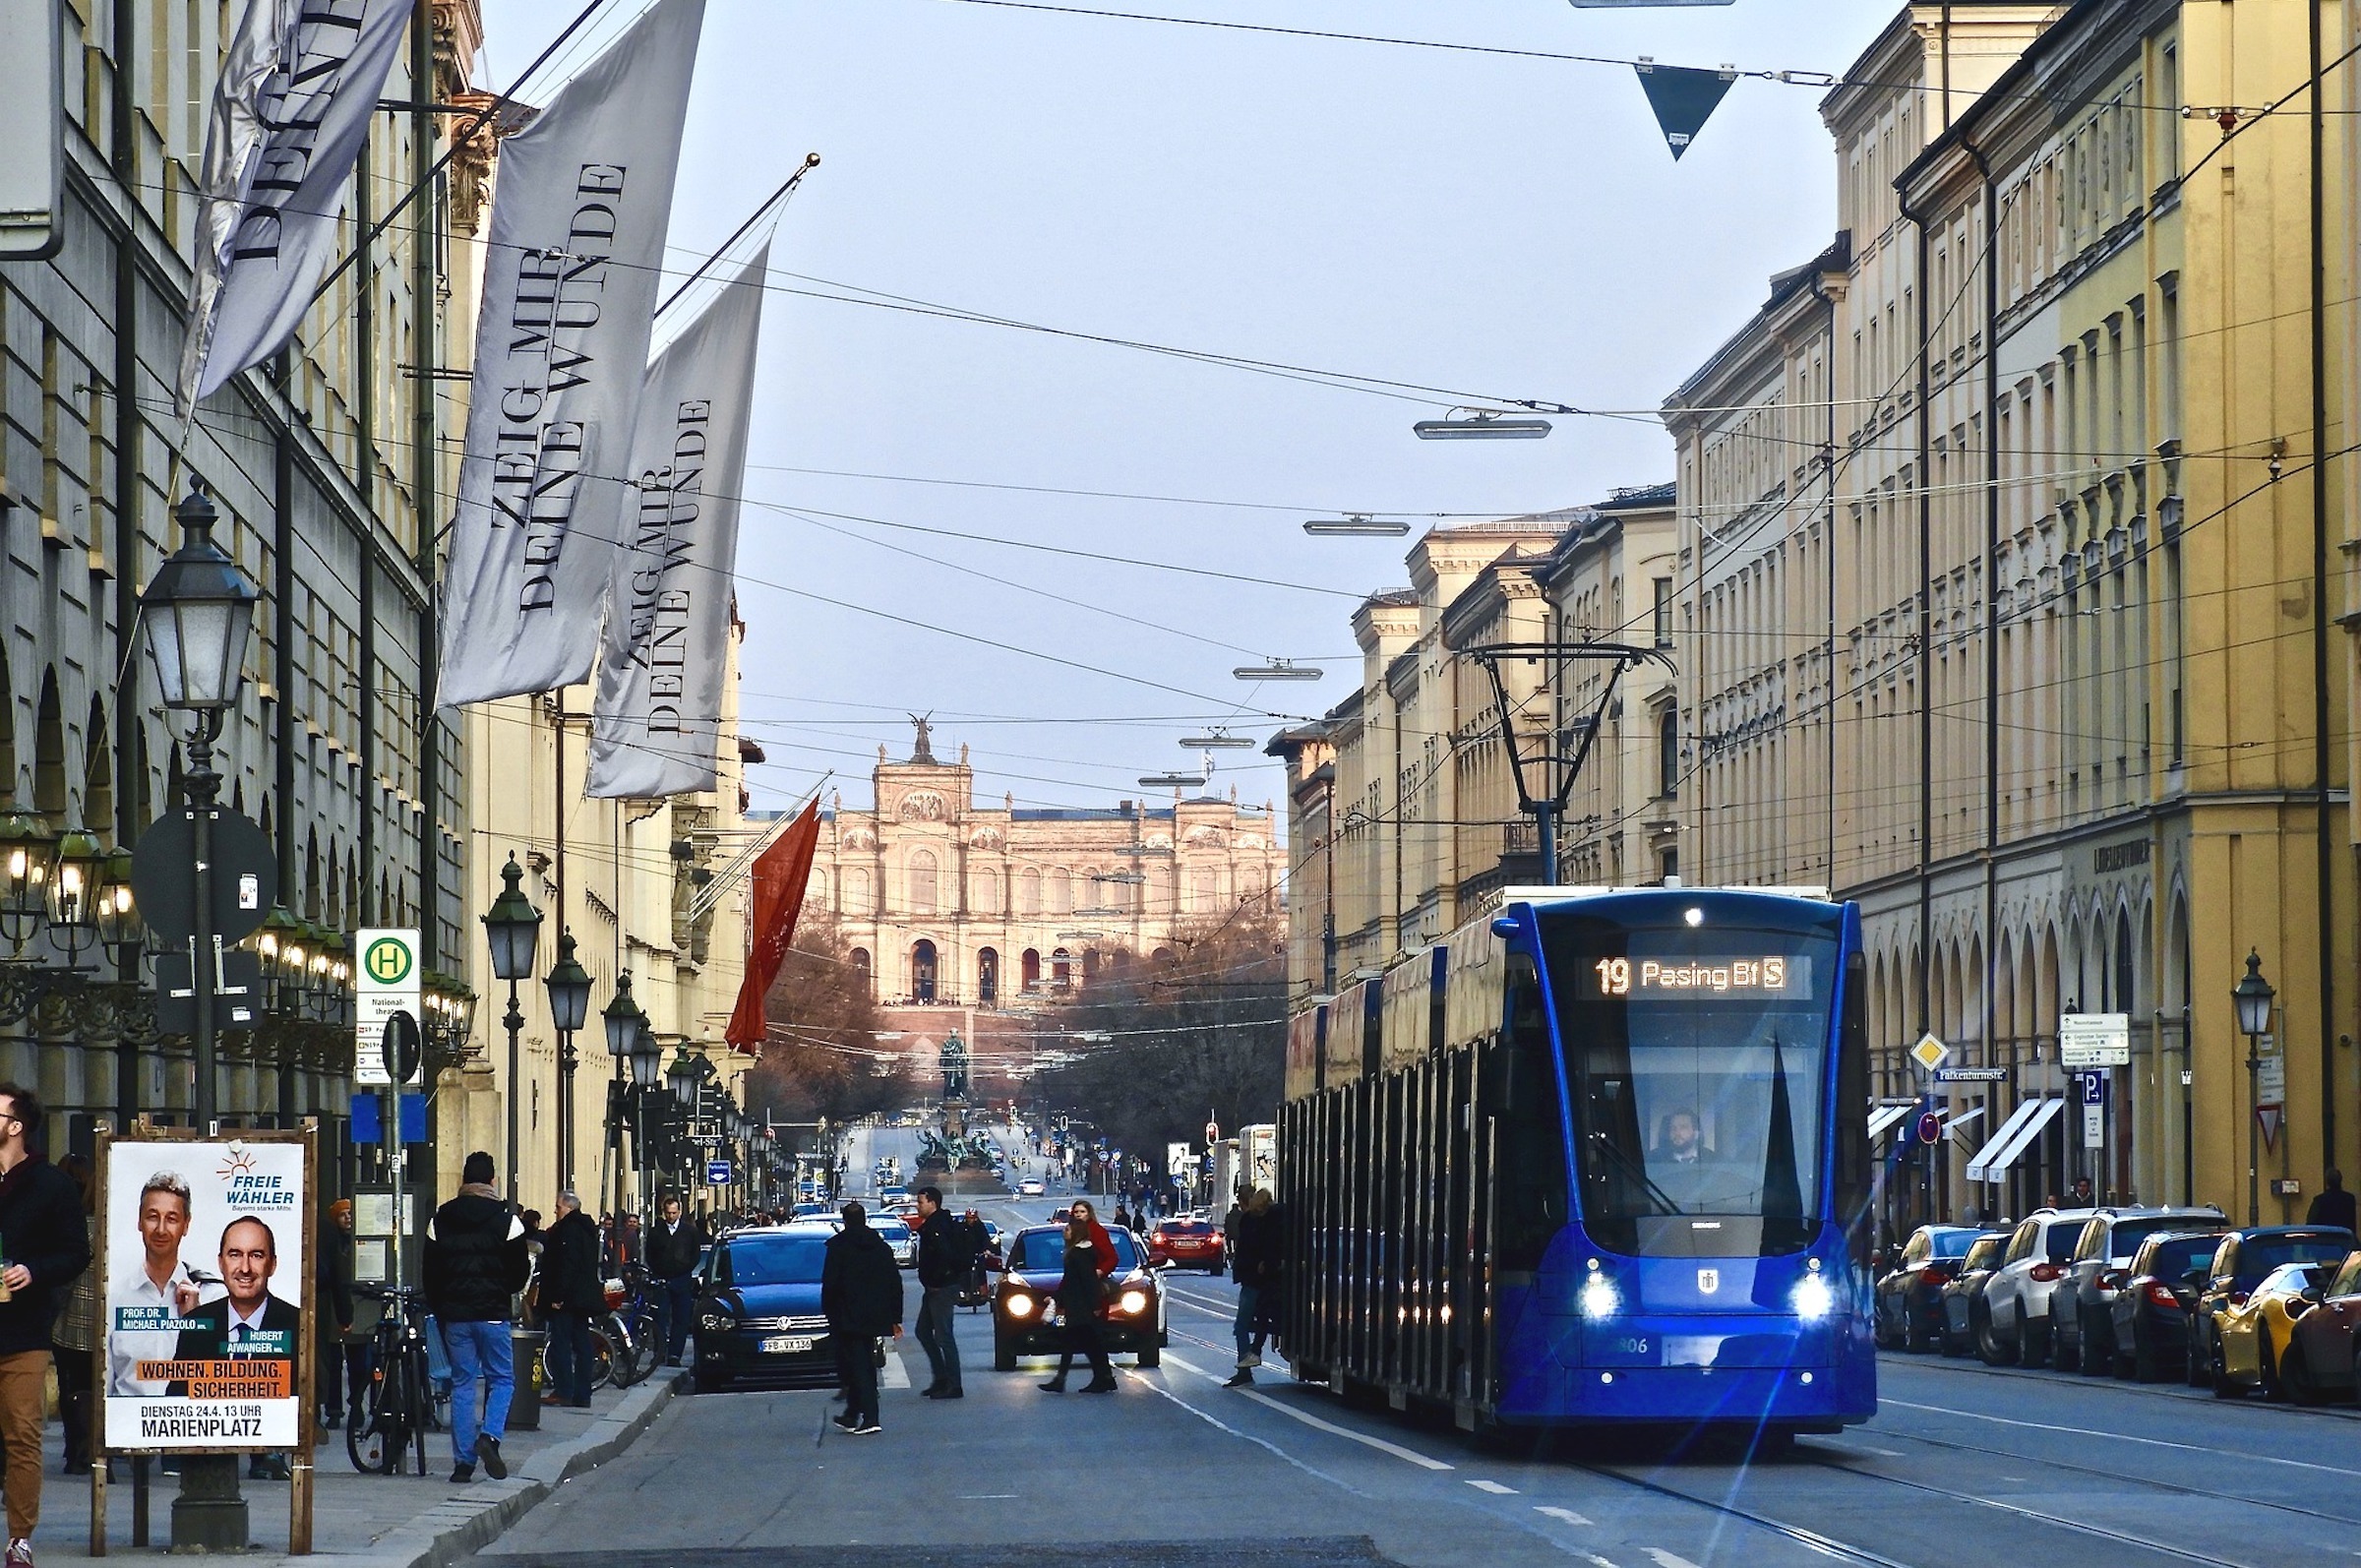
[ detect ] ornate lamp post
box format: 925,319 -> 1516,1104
617,1000 -> 660,1213
481,853 -> 543,1202
2233,950 -> 2275,1227
137,486 -> 261,1549
0,810 -> 58,953
544,932 -> 593,1198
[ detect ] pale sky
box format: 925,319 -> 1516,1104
474,0 -> 1900,821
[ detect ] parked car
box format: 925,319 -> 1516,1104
2107,1229 -> 2236,1382
2278,1248 -> 2361,1405
1873,1225 -> 1991,1352
1939,1233 -> 2010,1357
1977,1208 -> 2100,1364
2187,1227 -> 2355,1388
991,1224 -> 1165,1370
2213,1260 -> 2336,1399
691,1225 -> 836,1393
2050,1207 -> 2226,1375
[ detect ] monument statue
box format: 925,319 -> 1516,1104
938,1031 -> 970,1102
909,712 -> 937,764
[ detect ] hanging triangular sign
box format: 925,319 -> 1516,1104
1635,62 -> 1735,160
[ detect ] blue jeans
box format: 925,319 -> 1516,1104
661,1275 -> 698,1363
441,1319 -> 513,1468
1234,1285 -> 1262,1360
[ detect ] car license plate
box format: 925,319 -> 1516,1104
759,1335 -> 813,1354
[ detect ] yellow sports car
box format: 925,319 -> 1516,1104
2213,1261 -> 2333,1399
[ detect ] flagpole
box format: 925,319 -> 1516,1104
689,771 -> 832,924
654,154 -> 819,319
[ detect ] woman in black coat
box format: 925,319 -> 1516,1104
1040,1200 -> 1117,1394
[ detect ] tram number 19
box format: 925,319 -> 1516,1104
1595,957 -> 1631,995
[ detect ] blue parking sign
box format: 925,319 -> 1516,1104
706,1159 -> 733,1185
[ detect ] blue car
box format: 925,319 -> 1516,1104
694,1226 -> 837,1393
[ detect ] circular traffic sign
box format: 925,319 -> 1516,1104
1914,1112 -> 1943,1146
364,934 -> 415,987
381,1010 -> 422,1086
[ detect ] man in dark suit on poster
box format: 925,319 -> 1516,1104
168,1216 -> 299,1393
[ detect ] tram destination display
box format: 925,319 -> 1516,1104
1580,954 -> 1814,1000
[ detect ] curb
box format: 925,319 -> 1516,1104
257,1372 -> 686,1568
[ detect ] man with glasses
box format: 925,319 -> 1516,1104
0,1084 -> 91,1568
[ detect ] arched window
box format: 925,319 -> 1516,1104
911,939 -> 938,1003
82,696 -> 111,833
1019,868 -> 1042,915
1021,948 -> 1042,991
1658,708 -> 1679,799
978,947 -> 999,1006
846,868 -> 873,916
907,849 -> 938,915
974,868 -> 1000,914
1241,863 -> 1266,900
1082,948 -> 1100,985
810,870 -> 828,910
32,669 -> 64,816
1189,866 -> 1218,912
1051,869 -> 1072,915
851,948 -> 873,996
1052,947 -> 1072,988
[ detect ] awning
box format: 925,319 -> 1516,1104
1941,1105 -> 1986,1140
1867,1104 -> 1916,1141
1968,1098 -> 2065,1183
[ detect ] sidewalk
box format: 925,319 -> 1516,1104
39,1373 -> 684,1568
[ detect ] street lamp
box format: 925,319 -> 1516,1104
545,931 -> 593,1198
0,809 -> 57,951
2233,949 -> 2275,1226
137,484 -> 261,1551
622,1009 -> 662,1215
667,1047 -> 698,1109
481,852 -> 543,1202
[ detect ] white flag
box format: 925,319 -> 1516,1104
438,0 -> 704,708
176,0 -> 412,417
585,243 -> 768,799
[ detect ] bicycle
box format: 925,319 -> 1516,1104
606,1271 -> 664,1388
348,1285 -> 436,1476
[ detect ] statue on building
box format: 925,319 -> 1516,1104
909,712 -> 937,764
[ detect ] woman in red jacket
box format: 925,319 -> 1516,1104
1040,1199 -> 1119,1393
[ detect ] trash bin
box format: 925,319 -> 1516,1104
509,1327 -> 545,1431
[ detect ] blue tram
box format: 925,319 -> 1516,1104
1277,884 -> 1875,1437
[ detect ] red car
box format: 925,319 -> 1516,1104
1148,1219 -> 1226,1272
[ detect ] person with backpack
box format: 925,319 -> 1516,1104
820,1204 -> 903,1435
912,1186 -> 972,1399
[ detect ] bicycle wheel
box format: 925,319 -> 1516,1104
607,1315 -> 647,1389
346,1353 -> 405,1474
588,1326 -> 614,1390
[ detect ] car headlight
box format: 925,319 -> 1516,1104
1793,1274 -> 1836,1322
1579,1277 -> 1619,1319
1006,1293 -> 1035,1318
698,1310 -> 734,1332
1119,1290 -> 1148,1315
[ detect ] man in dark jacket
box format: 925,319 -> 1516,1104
423,1152 -> 528,1482
820,1203 -> 903,1435
538,1193 -> 602,1409
0,1083 -> 89,1564
912,1186 -> 972,1399
644,1193 -> 703,1367
1225,1188 -> 1282,1388
2308,1169 -> 2359,1234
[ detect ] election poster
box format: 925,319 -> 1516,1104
98,1126 -> 313,1452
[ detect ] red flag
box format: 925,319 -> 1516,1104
725,799 -> 822,1051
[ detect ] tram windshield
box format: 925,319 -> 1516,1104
1541,907 -> 1843,1257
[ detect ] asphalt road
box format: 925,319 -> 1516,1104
480,1194 -> 2361,1568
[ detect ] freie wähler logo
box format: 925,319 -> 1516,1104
365,935 -> 413,986
216,1146 -> 258,1180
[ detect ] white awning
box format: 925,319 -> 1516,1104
1963,1097 -> 2046,1181
1968,1098 -> 2065,1183
1867,1104 -> 1916,1141
1941,1105 -> 1986,1140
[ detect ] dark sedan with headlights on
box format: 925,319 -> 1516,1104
692,1225 -> 839,1393
992,1225 -> 1165,1370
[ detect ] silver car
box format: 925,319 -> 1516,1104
1975,1207 -> 2100,1364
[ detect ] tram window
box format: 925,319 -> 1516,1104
1494,953 -> 1569,1271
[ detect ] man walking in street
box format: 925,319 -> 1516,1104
646,1192 -> 703,1368
423,1152 -> 529,1483
912,1186 -> 971,1399
1225,1187 -> 1281,1388
539,1192 -> 602,1410
0,1084 -> 90,1568
820,1203 -> 903,1435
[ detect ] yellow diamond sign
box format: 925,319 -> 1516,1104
1910,1032 -> 1950,1072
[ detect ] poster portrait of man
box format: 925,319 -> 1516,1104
166,1216 -> 299,1394
107,1172 -> 212,1397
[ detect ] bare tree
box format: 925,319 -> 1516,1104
745,913 -> 913,1125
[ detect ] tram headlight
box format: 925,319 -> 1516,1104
1792,1274 -> 1836,1322
1579,1276 -> 1620,1319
